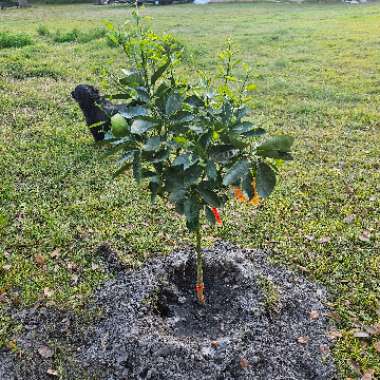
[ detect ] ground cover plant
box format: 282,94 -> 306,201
37,24 -> 106,44
0,2 -> 379,378
0,31 -> 33,49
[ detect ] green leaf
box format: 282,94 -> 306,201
235,106 -> 249,120
164,167 -> 184,193
173,154 -> 199,170
205,206 -> 216,225
113,150 -> 136,177
173,136 -> 189,146
119,70 -> 144,87
184,195 -> 200,232
241,171 -> 254,200
130,119 -> 157,135
206,160 -> 218,181
165,93 -> 183,115
256,161 -> 276,198
173,153 -> 190,168
210,145 -> 237,163
107,93 -> 132,100
135,87 -> 150,103
231,121 -> 254,134
150,149 -> 170,163
223,159 -> 250,186
143,136 -> 161,152
119,105 -> 148,119
151,60 -> 170,86
169,189 -> 186,203
186,95 -> 204,108
243,128 -> 266,137
184,164 -> 203,187
132,151 -> 142,184
197,188 -> 221,207
171,111 -> 194,125
221,100 -> 232,123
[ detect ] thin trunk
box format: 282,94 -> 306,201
195,228 -> 205,304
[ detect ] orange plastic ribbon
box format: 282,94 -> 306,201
211,207 -> 222,225
195,282 -> 205,304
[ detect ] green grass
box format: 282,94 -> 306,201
1,2 -> 379,378
0,31 -> 33,49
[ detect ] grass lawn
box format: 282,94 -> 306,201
0,2 -> 379,378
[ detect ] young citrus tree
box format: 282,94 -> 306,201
103,13 -> 294,304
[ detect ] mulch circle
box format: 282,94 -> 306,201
0,241 -> 337,379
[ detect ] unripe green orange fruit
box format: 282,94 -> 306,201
111,114 -> 129,137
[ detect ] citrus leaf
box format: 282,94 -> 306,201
184,196 -> 200,232
165,93 -> 183,115
223,159 -> 250,186
241,171 -> 254,200
143,136 -> 161,152
256,161 -> 276,198
197,188 -> 221,207
131,119 -> 157,135
206,160 -> 218,181
151,60 -> 170,86
231,121 -> 254,134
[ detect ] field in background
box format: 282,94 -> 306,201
1,2 -> 380,378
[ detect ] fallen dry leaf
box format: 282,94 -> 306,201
319,344 -> 330,354
35,254 -> 46,266
361,369 -> 375,380
46,368 -> 58,376
352,330 -> 370,339
38,345 -> 54,359
43,288 -> 54,298
327,329 -> 342,340
66,262 -> 78,271
326,311 -> 342,322
297,336 -> 310,344
6,340 -> 17,351
309,310 -> 320,320
239,357 -> 250,369
359,230 -> 371,243
373,341 -> 380,353
319,237 -> 331,244
70,274 -> 79,286
343,214 -> 355,224
50,249 -> 60,259
211,340 -> 219,349
366,324 -> 380,336
2,264 -> 12,271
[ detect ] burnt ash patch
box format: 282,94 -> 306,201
0,242 -> 337,380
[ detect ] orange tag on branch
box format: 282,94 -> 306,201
211,207 -> 222,225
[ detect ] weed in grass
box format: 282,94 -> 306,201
0,32 -> 32,49
53,28 -> 80,43
49,27 -> 106,44
257,274 -> 281,314
36,24 -> 50,37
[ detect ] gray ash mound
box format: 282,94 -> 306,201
0,242 -> 337,380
